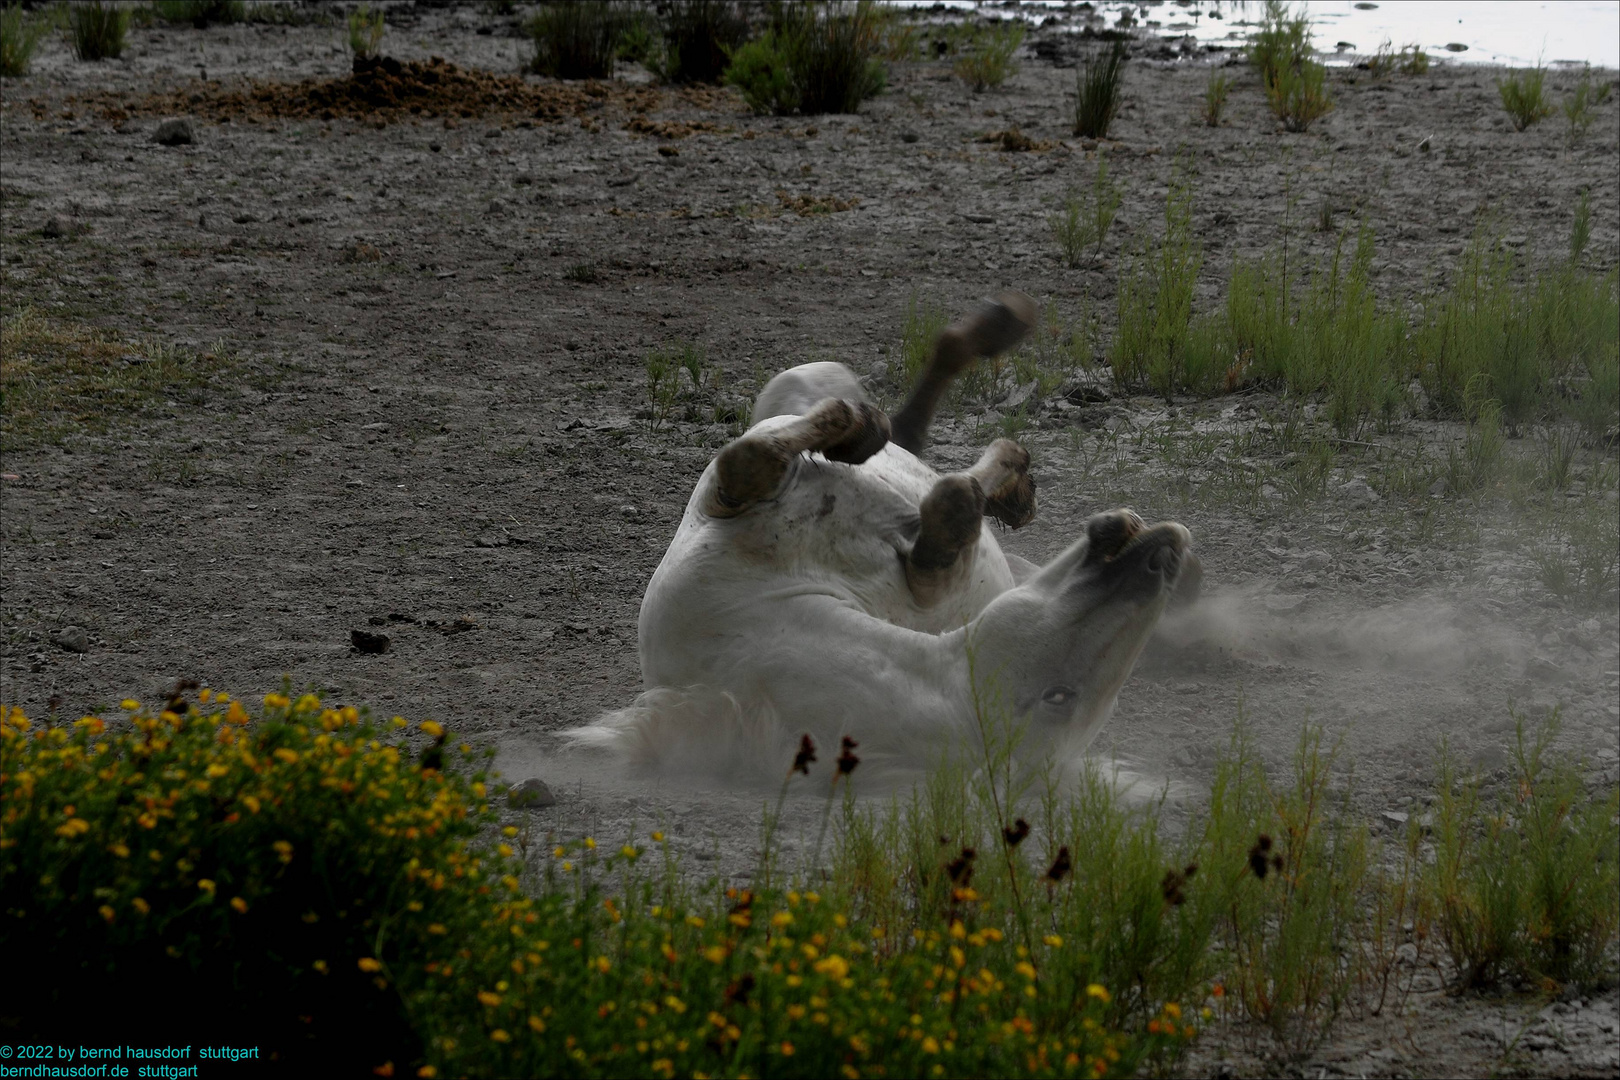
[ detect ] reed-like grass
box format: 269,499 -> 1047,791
0,3 -> 43,78
1073,40 -> 1127,139
70,1 -> 128,61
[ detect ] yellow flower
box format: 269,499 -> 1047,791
593,956 -> 611,973
651,831 -> 665,843
359,958 -> 383,972
949,919 -> 966,939
313,960 -> 328,973
1164,1002 -> 1182,1019
197,879 -> 216,894
772,911 -> 795,928
1044,934 -> 1064,947
231,897 -> 249,914
779,1041 -> 795,1056
273,748 -> 299,764
502,826 -> 518,838
417,1068 -> 437,1079
922,1036 -> 940,1054
704,945 -> 728,964
813,954 -> 849,980
489,1030 -> 510,1043
621,845 -> 639,859
498,844 -> 514,857
132,897 -> 150,916
273,840 -> 294,862
583,837 -> 596,850
420,721 -> 444,738
206,763 -> 229,779
108,843 -> 130,859
1086,983 -> 1111,1004
263,693 -> 289,709
99,905 -> 116,923
121,699 -> 140,711
428,924 -> 446,935
1015,961 -> 1037,980
295,694 -> 321,712
242,795 -> 262,814
478,991 -> 502,1007
528,1015 -> 546,1033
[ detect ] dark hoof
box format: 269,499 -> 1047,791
911,475 -> 986,572
823,402 -> 891,465
984,470 -> 1036,529
962,290 -> 1037,358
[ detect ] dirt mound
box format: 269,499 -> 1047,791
80,56 -> 672,127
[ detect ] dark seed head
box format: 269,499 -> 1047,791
1248,842 -> 1270,880
836,736 -> 860,776
1045,845 -> 1072,883
791,734 -> 817,775
1003,818 -> 1031,847
946,846 -> 977,884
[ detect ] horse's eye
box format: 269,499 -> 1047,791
1042,686 -> 1076,707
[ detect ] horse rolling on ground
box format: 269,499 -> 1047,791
571,291 -> 1200,781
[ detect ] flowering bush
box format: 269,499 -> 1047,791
0,689 -> 501,1070
1,691 -> 1189,1077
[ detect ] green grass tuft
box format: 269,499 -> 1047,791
71,1 -> 128,62
1073,40 -> 1127,139
0,2 -> 45,76
347,3 -> 385,61
725,2 -> 886,116
1049,154 -> 1121,269
1201,69 -> 1231,127
953,19 -> 1024,92
1499,64 -> 1555,131
527,0 -> 625,80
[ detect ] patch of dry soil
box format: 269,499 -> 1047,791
2,8 -> 1617,1076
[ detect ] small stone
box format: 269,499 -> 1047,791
508,777 -> 556,808
900,130 -> 920,143
474,533 -> 508,548
51,626 -> 90,653
963,212 -> 995,224
429,142 -> 442,153
620,505 -> 640,519
153,118 -> 195,146
1380,810 -> 1409,826
350,628 -> 391,654
1339,478 -> 1380,505
486,198 -> 507,215
42,216 -> 69,239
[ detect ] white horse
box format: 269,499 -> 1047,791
573,293 -> 1196,780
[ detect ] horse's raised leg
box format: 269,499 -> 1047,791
705,397 -> 890,517
905,438 -> 1033,606
890,290 -> 1038,455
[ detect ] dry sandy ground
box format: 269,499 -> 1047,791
2,6 -> 1617,1077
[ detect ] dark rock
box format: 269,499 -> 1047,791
508,777 -> 556,808
42,216 -> 69,239
153,118 -> 195,146
351,628 -> 391,653
51,626 -> 90,653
